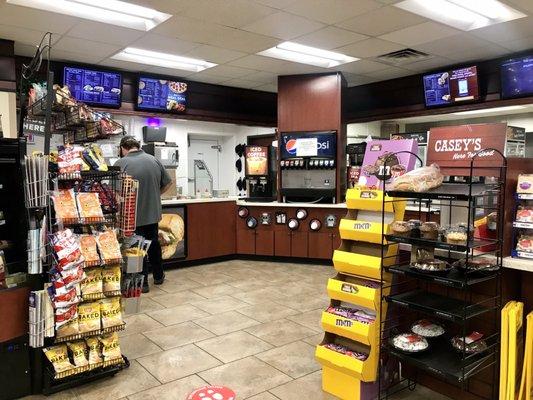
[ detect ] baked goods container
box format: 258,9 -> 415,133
420,222 -> 439,240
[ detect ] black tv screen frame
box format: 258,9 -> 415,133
500,54 -> 533,100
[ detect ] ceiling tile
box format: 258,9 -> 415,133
445,45 -> 511,63
283,0 -> 382,24
414,33 -> 495,57
364,66 -> 412,80
379,22 -> 459,47
336,5 -> 427,37
142,66 -> 196,77
205,28 -> 280,53
0,3 -> 78,34
401,56 -> 453,72
336,59 -> 390,74
180,0 -> 276,28
344,74 -> 379,86
66,21 -> 145,47
151,16 -> 231,43
14,43 -> 41,58
336,38 -> 405,58
126,0 -> 192,14
54,37 -> 122,59
501,35 -> 533,52
242,70 -> 277,83
51,49 -> 107,65
505,0 -> 533,14
98,59 -> 152,71
184,45 -> 247,64
186,72 -> 231,84
255,82 -> 277,92
227,54 -> 293,73
206,65 -> 257,79
0,24 -> 56,47
130,33 -> 200,54
220,78 -> 264,89
242,11 -> 325,40
470,17 -> 533,44
293,26 -> 367,50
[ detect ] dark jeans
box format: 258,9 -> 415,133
135,223 -> 164,282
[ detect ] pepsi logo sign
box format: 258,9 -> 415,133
285,139 -> 297,155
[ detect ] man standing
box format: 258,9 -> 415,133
115,136 -> 172,292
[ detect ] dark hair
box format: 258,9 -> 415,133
120,136 -> 140,150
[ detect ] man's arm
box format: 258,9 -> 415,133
161,181 -> 173,194
157,159 -> 173,194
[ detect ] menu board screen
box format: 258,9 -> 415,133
137,76 -> 187,112
423,66 -> 479,107
63,66 -> 122,107
501,55 -> 533,99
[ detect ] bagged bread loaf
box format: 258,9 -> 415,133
390,164 -> 443,192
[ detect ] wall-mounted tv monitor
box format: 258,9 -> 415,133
501,55 -> 533,99
137,76 -> 187,112
63,66 -> 122,108
423,66 -> 479,107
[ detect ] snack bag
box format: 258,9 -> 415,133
56,318 -> 79,338
102,265 -> 121,292
48,284 -> 79,309
86,337 -> 103,364
96,230 -> 122,262
78,302 -> 101,333
100,297 -> 122,328
67,341 -> 89,367
79,235 -> 100,265
55,304 -> 78,329
76,192 -> 104,220
44,345 -> 74,373
81,267 -> 103,295
57,144 -> 84,175
51,190 -> 79,221
51,229 -> 84,270
98,332 -> 122,362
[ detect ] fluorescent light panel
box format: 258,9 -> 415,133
112,47 -> 217,72
257,41 -> 358,68
6,0 -> 171,31
453,105 -> 526,116
395,0 -> 526,31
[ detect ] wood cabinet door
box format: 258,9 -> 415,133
274,230 -> 291,257
331,232 -> 341,252
256,230 -> 274,256
291,231 -> 308,258
308,232 -> 333,259
236,228 -> 256,255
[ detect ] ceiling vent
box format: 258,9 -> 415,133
377,48 -> 432,65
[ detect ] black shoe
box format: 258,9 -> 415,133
142,283 -> 150,293
154,272 -> 165,285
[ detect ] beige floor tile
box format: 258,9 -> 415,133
158,278 -> 205,293
143,321 -> 215,350
137,344 -> 221,383
232,287 -> 287,305
128,374 -> 209,400
246,392 -> 280,400
191,295 -> 250,314
302,333 -> 325,346
257,341 -> 319,378
72,360 -> 159,400
272,292 -> 329,312
139,298 -> 166,314
225,278 -> 271,292
199,357 -> 292,399
244,319 -> 318,346
270,371 -> 336,400
21,390 -> 78,400
139,285 -> 167,298
150,290 -> 206,308
286,309 -> 323,332
148,304 -> 210,326
191,283 -> 237,299
120,314 -> 164,337
186,272 -> 234,285
119,333 -> 161,360
236,301 -> 299,323
196,331 -> 273,363
195,310 -> 261,335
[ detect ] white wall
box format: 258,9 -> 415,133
0,92 -> 17,138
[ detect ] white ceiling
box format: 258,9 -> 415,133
1,0 -> 533,92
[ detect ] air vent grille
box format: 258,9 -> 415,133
377,48 -> 431,65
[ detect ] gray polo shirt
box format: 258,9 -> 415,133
114,150 -> 171,227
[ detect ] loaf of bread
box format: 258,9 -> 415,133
390,164 -> 443,192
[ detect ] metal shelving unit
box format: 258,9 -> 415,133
378,149 -> 506,400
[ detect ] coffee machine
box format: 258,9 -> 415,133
245,145 -> 274,201
279,131 -> 337,203
346,142 -> 367,188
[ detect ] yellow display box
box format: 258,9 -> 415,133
321,365 -> 363,400
346,188 -> 395,213
321,311 -> 378,346
333,244 -> 399,280
327,275 -> 382,311
339,219 -> 388,244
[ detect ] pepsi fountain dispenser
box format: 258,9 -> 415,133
280,131 -> 337,203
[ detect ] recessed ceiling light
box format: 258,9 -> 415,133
453,105 -> 526,116
257,42 -> 358,68
395,0 -> 526,31
112,48 -> 217,72
6,0 -> 171,31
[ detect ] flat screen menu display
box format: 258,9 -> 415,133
63,66 -> 122,107
423,66 -> 479,107
501,55 -> 533,99
137,76 -> 187,112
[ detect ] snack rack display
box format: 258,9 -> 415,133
379,150 -> 506,399
315,188 -> 405,400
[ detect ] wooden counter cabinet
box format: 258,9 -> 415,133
308,230 -> 340,259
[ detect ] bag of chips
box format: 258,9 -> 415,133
79,235 -> 100,265
55,304 -> 78,329
95,230 -> 122,263
67,341 -> 89,367
100,297 -> 122,328
51,190 -> 79,221
56,318 -> 79,338
44,345 -> 74,373
48,285 -> 79,309
98,332 -> 122,362
78,302 -> 101,333
81,267 -> 103,295
76,192 -> 104,220
102,265 -> 121,292
51,229 -> 83,270
86,337 -> 103,365
57,144 -> 84,175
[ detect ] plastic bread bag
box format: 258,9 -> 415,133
98,332 -> 122,362
389,164 -> 443,192
102,265 -> 121,292
95,230 -> 122,262
67,341 -> 89,367
86,337 -> 103,364
81,267 -> 103,295
100,297 -> 122,328
44,345 -> 74,373
78,301 -> 101,333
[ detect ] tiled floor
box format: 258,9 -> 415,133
24,260 -> 453,400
